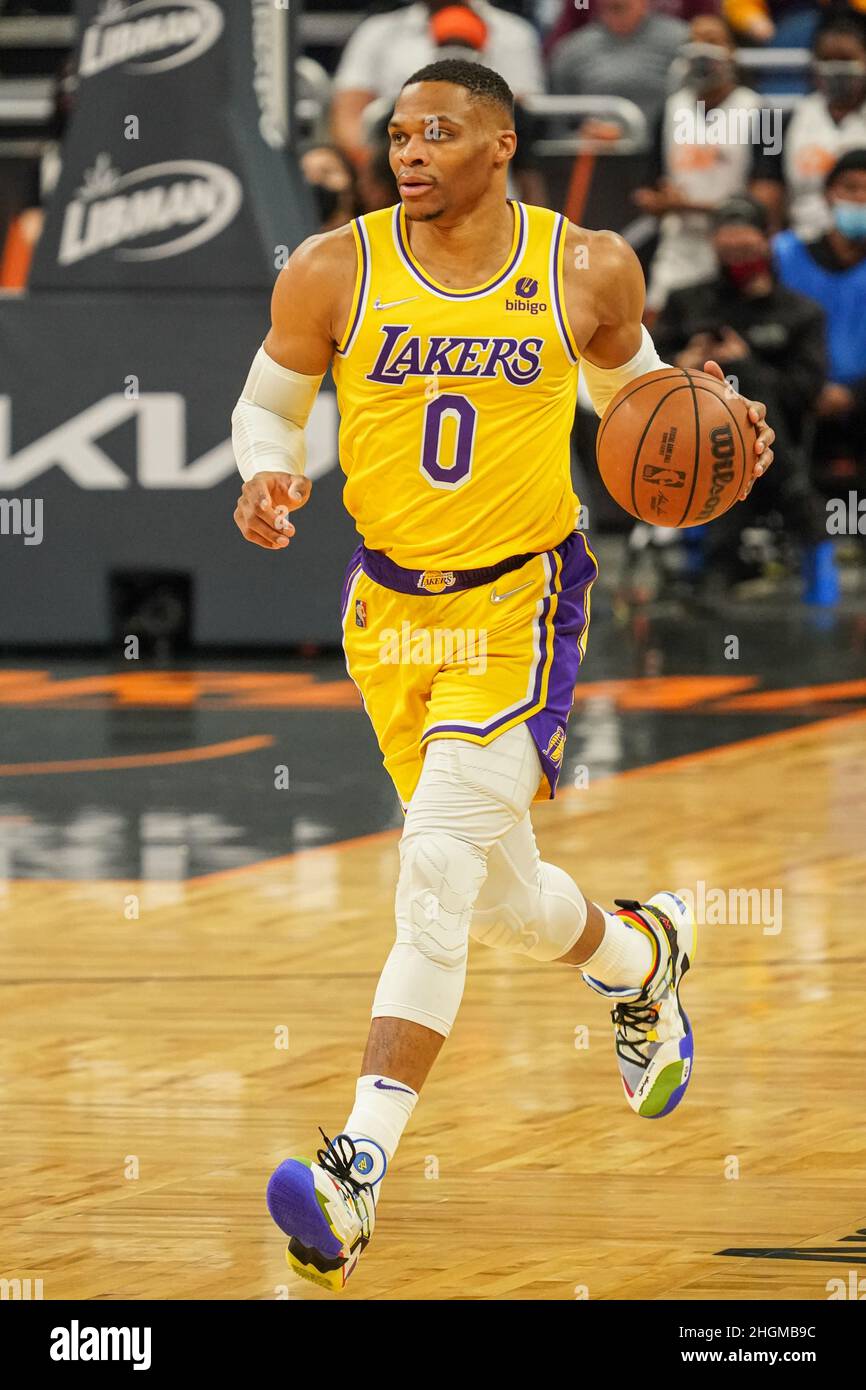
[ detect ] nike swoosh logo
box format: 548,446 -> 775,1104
373,296 -> 418,310
374,1079 -> 415,1094
490,580 -> 533,604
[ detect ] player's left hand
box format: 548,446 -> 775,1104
702,359 -> 775,502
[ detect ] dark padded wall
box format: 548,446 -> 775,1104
0,2 -> 359,648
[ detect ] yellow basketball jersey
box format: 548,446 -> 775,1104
331,200 -> 582,569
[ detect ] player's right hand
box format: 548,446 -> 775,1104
233,472 -> 312,550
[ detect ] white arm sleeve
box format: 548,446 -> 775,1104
578,324 -> 672,419
231,346 -> 324,484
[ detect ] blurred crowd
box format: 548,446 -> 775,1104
3,0 -> 865,601
291,2 -> 861,606
294,0 -> 866,602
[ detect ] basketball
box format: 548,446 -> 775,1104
595,368 -> 755,527
7,0 -> 862,1339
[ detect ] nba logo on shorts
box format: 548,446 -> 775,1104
355,598 -> 367,628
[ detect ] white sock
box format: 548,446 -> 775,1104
342,1073 -> 418,1203
580,905 -> 656,991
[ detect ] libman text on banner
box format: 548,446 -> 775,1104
30,0 -> 316,292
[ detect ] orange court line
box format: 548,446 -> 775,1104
0,734 -> 274,777
570,675 -> 759,709
4,670 -> 866,713
712,678 -> 866,711
181,705 -> 866,886
557,702 -> 866,795
0,671 -> 755,711
4,708 -> 863,885
0,670 -> 357,708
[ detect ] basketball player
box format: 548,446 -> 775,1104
231,59 -> 775,1292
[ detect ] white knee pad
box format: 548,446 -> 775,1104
372,727 -> 542,1038
372,830 -> 486,1037
396,830 -> 486,968
470,823 -> 588,962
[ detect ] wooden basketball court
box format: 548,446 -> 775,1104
3,699 -> 864,1300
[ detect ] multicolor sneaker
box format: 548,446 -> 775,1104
266,1130 -> 378,1291
582,892 -> 697,1119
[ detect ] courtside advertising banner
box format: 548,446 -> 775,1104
29,0 -> 314,290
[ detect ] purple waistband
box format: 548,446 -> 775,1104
359,544 -> 545,595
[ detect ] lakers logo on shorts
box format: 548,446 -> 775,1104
545,726 -> 566,767
417,570 -> 456,594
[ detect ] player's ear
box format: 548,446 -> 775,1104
494,129 -> 517,166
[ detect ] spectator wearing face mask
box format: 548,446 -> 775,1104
635,15 -> 765,313
654,195 -> 835,600
752,17 -> 866,237
774,148 -> 866,499
300,144 -> 362,231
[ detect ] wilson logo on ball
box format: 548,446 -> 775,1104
695,424 -> 737,522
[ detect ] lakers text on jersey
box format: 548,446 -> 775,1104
333,201 -> 596,803
332,200 -> 582,570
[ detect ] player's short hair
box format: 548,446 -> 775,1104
400,58 -> 515,124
